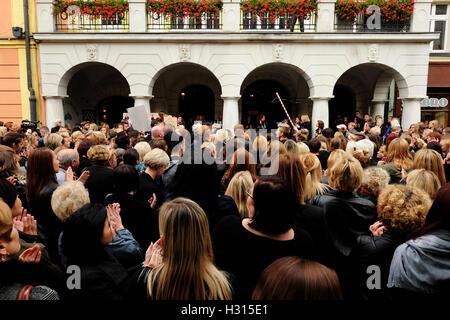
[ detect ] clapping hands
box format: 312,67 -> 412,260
19,244 -> 41,264
143,237 -> 164,268
13,209 -> 38,236
106,203 -> 124,233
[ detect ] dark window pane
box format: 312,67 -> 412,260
436,5 -> 447,15
433,21 -> 446,50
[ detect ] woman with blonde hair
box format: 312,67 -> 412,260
221,149 -> 256,191
133,197 -> 233,300
284,139 -> 301,156
309,156 -> 377,299
225,171 -> 254,218
406,169 -> 441,200
412,148 -> 446,186
380,138 -> 413,184
296,142 -> 310,155
44,133 -> 63,151
300,153 -> 330,201
322,149 -> 347,185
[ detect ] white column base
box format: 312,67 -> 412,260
45,96 -> 65,127
372,101 -> 387,119
222,96 -> 240,130
401,98 -> 423,130
132,96 -> 152,113
311,97 -> 331,130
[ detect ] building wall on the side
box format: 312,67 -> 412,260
0,0 -> 42,126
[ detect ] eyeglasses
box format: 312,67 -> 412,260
246,188 -> 253,199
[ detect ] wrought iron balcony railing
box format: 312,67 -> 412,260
240,12 -> 316,32
334,13 -> 410,32
147,12 -> 222,31
55,11 -> 129,32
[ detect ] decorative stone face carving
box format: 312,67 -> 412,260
273,44 -> 283,61
179,44 -> 191,62
86,45 -> 97,61
368,44 -> 379,62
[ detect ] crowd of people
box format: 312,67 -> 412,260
0,111 -> 449,301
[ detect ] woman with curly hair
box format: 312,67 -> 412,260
388,183 -> 450,299
83,145 -> 115,204
380,138 -> 413,184
357,166 -> 390,206
357,184 -> 432,300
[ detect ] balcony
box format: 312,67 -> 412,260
36,0 -> 432,35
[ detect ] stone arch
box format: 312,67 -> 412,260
150,62 -> 222,125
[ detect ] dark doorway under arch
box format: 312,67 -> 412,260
241,80 -> 291,129
329,85 -> 356,127
97,96 -> 134,127
179,85 -> 215,128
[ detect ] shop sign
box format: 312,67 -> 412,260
421,98 -> 449,108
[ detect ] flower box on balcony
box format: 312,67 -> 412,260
146,0 -> 222,30
335,0 -> 414,32
52,0 -> 129,32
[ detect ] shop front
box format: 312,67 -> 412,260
425,62 -> 450,127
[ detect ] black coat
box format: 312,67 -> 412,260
105,192 -> 159,249
64,253 -> 129,301
32,183 -> 61,265
83,165 -> 114,204
309,190 -> 378,300
136,172 -> 165,209
0,259 -> 66,300
356,230 -> 403,300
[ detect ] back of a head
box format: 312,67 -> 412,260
327,149 -> 348,170
123,148 -> 140,166
269,153 -> 306,204
77,139 -> 96,157
143,147 -> 170,169
115,135 -> 130,150
329,156 -> 363,193
354,139 -> 374,158
51,181 -> 90,222
134,141 -> 152,161
26,148 -> 57,205
44,133 -> 63,151
322,128 -> 333,139
361,166 -> 390,194
57,148 -> 78,167
284,140 -> 300,155
406,169 -> 441,200
249,175 -> 298,235
113,164 -> 139,194
150,197 -> 232,300
413,148 -> 446,186
0,146 -> 20,174
427,141 -> 442,154
377,185 -> 432,236
352,149 -> 371,168
296,142 -> 310,155
252,257 -> 343,300
61,203 -> 107,263
87,145 -> 111,166
308,139 -> 321,154
225,171 -> 254,218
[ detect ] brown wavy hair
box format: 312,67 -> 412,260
252,257 -> 343,300
26,148 -> 57,210
385,138 -> 413,171
412,149 -> 446,186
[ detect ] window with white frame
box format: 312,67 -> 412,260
430,4 -> 449,51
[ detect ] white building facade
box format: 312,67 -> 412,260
35,0 -> 438,130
